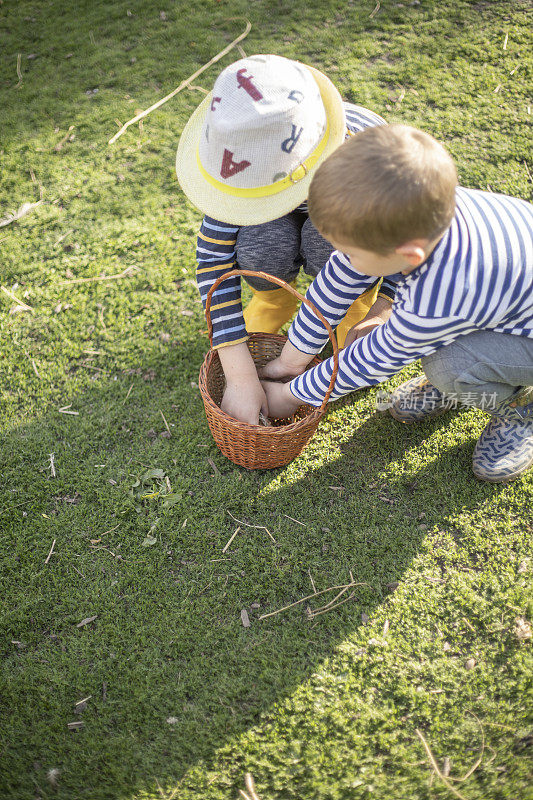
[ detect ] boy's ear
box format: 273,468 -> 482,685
395,240 -> 428,268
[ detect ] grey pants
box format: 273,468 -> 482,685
235,211 -> 334,291
422,330 -> 533,410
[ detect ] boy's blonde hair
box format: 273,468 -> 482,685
308,124 -> 458,254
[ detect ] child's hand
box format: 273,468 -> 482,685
258,341 -> 312,380
343,297 -> 393,348
217,341 -> 268,424
221,379 -> 268,425
260,380 -> 302,419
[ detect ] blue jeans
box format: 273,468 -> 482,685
422,331 -> 533,410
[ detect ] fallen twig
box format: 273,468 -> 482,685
160,409 -> 171,436
58,404 -> 79,416
44,539 -> 56,564
283,514 -> 306,526
309,591 -> 357,618
369,1 -> 380,19
239,773 -> 261,800
1,285 -> 33,310
415,730 -> 469,800
309,584 -> 351,615
49,453 -> 56,477
259,580 -> 370,620
109,19 -> 252,144
57,265 -> 137,286
227,510 -> 276,543
222,526 -> 241,553
123,383 -> 133,404
15,53 -> 22,88
54,125 -> 75,152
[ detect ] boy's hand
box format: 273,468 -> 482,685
343,296 -> 393,348
260,380 -> 302,419
217,341 -> 268,425
221,379 -> 268,425
258,340 -> 312,380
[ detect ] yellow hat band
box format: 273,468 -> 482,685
196,119 -> 330,199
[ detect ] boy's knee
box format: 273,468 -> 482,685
421,344 -> 471,395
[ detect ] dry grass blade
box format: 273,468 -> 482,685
123,383 -> 134,404
449,711 -> 485,783
259,581 -> 370,620
58,404 -> 79,415
57,266 -> 137,285
1,286 -> 33,310
15,53 -> 22,87
227,511 -> 276,542
283,514 -> 306,526
222,526 -> 240,553
308,591 -> 357,618
239,773 -> 261,800
415,729 -> 470,800
109,19 -> 252,144
54,126 -> 75,151
44,539 -> 57,565
160,410 -> 171,436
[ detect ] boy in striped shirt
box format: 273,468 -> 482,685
261,125 -> 533,482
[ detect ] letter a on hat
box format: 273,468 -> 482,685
220,149 -> 251,179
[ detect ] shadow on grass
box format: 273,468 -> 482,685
0,343 -> 504,800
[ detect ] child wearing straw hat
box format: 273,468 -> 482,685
176,54 -> 397,424
260,125 -> 533,483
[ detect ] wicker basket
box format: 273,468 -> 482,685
199,269 -> 339,469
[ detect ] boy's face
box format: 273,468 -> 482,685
328,235 -> 424,277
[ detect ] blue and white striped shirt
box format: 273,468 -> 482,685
196,103 -> 389,348
289,187 -> 533,405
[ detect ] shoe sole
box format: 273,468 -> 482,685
389,407 -> 449,424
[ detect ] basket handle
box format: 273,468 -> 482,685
204,268 -> 339,414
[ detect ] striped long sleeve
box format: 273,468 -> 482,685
196,216 -> 247,348
289,250 -> 381,353
289,188 -> 533,406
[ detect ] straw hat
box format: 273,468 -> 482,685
176,54 -> 345,225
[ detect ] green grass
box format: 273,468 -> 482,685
1,0 -> 532,798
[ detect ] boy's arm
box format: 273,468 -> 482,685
288,306 -> 476,406
196,216 -> 247,348
197,217 -> 267,424
343,272 -> 401,345
260,250 -> 382,380
288,250 -> 382,354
